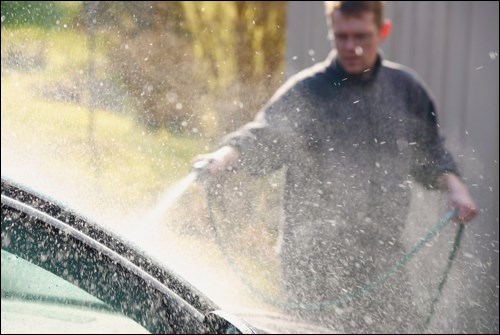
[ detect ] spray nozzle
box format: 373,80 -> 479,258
191,159 -> 213,181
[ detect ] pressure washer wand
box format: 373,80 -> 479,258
191,158 -> 213,182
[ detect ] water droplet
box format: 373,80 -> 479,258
464,252 -> 474,259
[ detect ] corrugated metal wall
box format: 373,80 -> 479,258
286,2 -> 499,333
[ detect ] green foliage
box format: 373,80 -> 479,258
1,70 -> 207,208
182,2 -> 287,134
108,23 -> 206,133
0,1 -> 80,28
79,2 -> 203,132
75,2 -> 286,137
1,22 -> 206,205
183,2 -> 285,86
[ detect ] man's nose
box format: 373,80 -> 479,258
345,37 -> 358,50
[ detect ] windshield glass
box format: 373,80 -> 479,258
1,250 -> 149,334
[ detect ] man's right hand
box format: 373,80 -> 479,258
438,173 -> 478,223
192,145 -> 240,182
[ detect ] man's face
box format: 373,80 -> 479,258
332,11 -> 383,75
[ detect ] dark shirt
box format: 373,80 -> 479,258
224,49 -> 457,219
222,51 -> 459,301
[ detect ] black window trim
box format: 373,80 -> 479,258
0,177 -> 218,314
1,194 -> 206,333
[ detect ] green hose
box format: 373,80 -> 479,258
205,185 -> 461,314
424,220 -> 465,329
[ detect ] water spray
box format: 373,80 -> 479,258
194,165 -> 464,327
158,159 -> 463,334
143,159 -> 215,227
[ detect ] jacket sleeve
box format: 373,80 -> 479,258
408,83 -> 460,189
221,81 -> 315,176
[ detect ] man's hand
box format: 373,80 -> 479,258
192,145 -> 240,184
438,173 -> 478,223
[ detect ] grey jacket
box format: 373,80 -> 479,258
223,50 -> 458,263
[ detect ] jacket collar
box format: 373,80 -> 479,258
325,49 -> 382,84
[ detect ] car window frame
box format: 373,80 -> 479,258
1,187 -> 207,333
0,177 -> 218,313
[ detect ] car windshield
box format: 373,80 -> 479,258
2,2 -> 498,334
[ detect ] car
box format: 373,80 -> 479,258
1,176 -> 258,334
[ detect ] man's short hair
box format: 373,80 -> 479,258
325,1 -> 385,36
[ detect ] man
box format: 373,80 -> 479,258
194,1 -> 477,332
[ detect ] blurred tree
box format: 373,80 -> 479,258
182,1 -> 286,136
83,1 -> 203,132
180,2 -> 286,244
78,1 -> 286,136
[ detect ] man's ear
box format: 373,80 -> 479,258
381,19 -> 392,40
